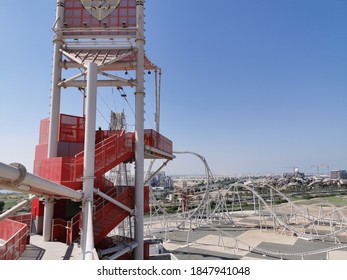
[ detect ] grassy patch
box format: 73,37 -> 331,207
323,196 -> 347,206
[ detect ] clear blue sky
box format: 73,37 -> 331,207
0,0 -> 346,176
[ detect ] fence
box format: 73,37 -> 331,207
0,219 -> 27,260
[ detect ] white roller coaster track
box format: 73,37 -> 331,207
145,153 -> 347,259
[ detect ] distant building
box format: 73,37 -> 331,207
149,171 -> 173,190
283,171 -> 305,179
330,170 -> 347,180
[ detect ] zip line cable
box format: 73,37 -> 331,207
96,90 -> 113,128
96,107 -> 111,128
111,87 -> 118,113
98,91 -> 113,112
123,94 -> 135,116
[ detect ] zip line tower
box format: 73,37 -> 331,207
30,0 -> 174,260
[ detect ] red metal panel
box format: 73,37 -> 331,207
39,118 -> 50,144
57,141 -> 84,157
34,158 -> 61,182
144,186 -> 150,213
63,0 -> 136,35
59,114 -> 85,143
33,159 -> 42,177
35,143 -> 48,160
31,198 -> 44,219
61,157 -> 75,182
53,200 -> 68,220
93,186 -> 134,245
144,129 -> 173,155
94,176 -> 115,193
34,157 -> 75,183
9,214 -> 32,244
0,219 -> 25,240
144,241 -> 150,260
0,219 -> 27,260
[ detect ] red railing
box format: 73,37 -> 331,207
94,186 -> 128,214
67,212 -> 80,245
144,129 -> 173,155
94,176 -> 115,193
0,219 -> 27,260
38,114 -> 86,145
64,185 -> 128,245
59,185 -> 149,245
93,187 -> 134,245
9,214 -> 32,244
35,115 -> 173,187
74,131 -> 134,180
51,218 -> 68,243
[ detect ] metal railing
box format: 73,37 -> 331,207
51,218 -> 68,243
0,219 -> 27,260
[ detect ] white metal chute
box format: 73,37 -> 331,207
0,195 -> 36,222
0,162 -> 82,201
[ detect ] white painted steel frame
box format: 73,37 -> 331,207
24,0 -> 148,260
58,49 -> 137,88
81,62 -> 98,259
134,0 -> 145,260
48,0 -> 65,159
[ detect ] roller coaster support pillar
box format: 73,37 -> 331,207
134,0 -> 145,260
81,62 -> 97,260
48,0 -> 65,158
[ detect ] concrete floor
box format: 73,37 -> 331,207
18,235 -> 83,260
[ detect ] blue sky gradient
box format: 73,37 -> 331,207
0,0 -> 346,176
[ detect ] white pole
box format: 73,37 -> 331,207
45,0 -> 65,241
83,200 -> 96,259
155,68 -> 161,132
43,197 -> 55,241
134,0 -> 145,260
81,62 -> 97,259
48,0 -> 65,158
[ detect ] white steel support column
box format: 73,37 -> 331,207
81,62 -> 98,260
42,197 -> 55,241
48,0 -> 65,158
155,68 -> 161,132
134,0 -> 145,260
